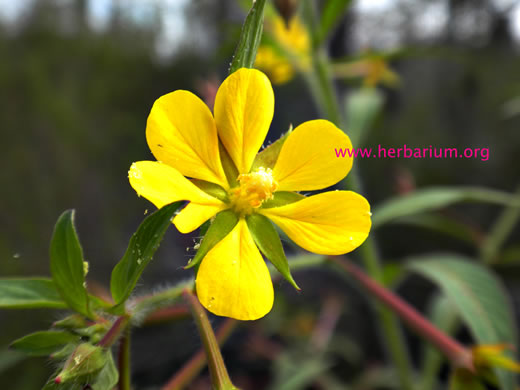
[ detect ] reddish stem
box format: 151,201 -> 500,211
333,257 -> 474,371
97,316 -> 129,348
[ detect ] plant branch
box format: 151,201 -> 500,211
118,327 -> 131,390
97,316 -> 129,348
182,289 -> 238,390
332,257 -> 474,371
161,318 -> 237,390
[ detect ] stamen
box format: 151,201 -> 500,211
229,167 -> 278,215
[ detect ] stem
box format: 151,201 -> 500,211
182,289 -> 238,390
161,319 -> 237,390
333,258 -> 474,371
303,38 -> 415,390
142,305 -> 190,326
97,316 -> 129,348
118,327 -> 131,390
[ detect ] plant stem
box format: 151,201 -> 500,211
333,257 -> 474,371
118,327 -> 131,390
182,289 -> 238,390
304,43 -> 415,390
162,319 -> 237,390
97,316 -> 129,348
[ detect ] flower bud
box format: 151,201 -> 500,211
54,343 -> 107,384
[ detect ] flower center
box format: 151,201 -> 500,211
229,167 -> 278,215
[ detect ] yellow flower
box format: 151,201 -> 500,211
128,68 -> 371,320
333,56 -> 400,87
472,344 -> 520,373
254,14 -> 311,84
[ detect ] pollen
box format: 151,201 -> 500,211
229,167 -> 278,215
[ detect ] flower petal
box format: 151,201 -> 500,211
272,120 -> 353,191
146,90 -> 228,188
260,191 -> 371,255
196,219 -> 274,320
129,160 -> 224,210
214,68 -> 274,174
173,203 -> 226,234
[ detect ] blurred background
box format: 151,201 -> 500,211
1,0 -> 520,388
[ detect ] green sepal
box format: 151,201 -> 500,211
50,210 -> 91,318
110,202 -> 184,306
10,331 -> 80,356
55,343 -> 107,384
192,179 -> 229,203
229,0 -> 267,74
219,142 -> 239,186
49,343 -> 77,361
251,128 -> 292,171
75,323 -> 110,345
185,210 -> 239,270
246,213 -> 299,290
90,351 -> 119,390
52,314 -> 87,330
261,191 -> 305,208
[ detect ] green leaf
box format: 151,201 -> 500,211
229,0 -> 267,74
388,213 -> 478,245
251,129 -> 291,171
91,352 -> 118,390
10,331 -> 79,356
110,202 -> 183,305
261,191 -> 304,208
316,0 -> 352,46
246,213 -> 299,290
50,210 -> 91,317
407,254 -> 517,390
0,278 -> 66,309
345,87 -> 384,147
373,187 -> 519,228
185,209 -> 239,270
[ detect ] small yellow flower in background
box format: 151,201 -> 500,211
254,14 -> 311,84
129,68 -> 371,320
472,344 -> 520,373
333,55 -> 400,88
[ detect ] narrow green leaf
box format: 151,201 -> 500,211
407,254 -> 517,390
373,187 -> 519,228
0,278 -> 66,309
10,331 -> 79,356
185,210 -> 239,270
110,202 -> 183,305
246,213 -> 299,290
388,213 -> 478,245
50,210 -> 90,317
229,0 -> 267,74
316,0 -> 352,46
251,129 -> 291,171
